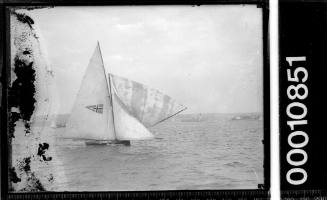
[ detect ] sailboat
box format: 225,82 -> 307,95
65,42 -> 187,146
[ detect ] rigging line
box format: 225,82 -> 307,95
149,107 -> 187,128
97,41 -> 117,140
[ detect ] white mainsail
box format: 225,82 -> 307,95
65,44 -> 115,140
66,43 -> 186,142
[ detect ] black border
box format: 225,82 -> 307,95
1,1 -> 270,199
0,4 -> 11,200
279,0 -> 327,194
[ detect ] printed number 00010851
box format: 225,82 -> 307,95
285,56 -> 309,186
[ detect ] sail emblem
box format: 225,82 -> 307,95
86,104 -> 103,113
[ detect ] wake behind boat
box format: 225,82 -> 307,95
65,42 -> 187,146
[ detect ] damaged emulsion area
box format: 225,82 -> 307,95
9,12 -> 53,191
13,12 -> 34,28
9,54 -> 36,136
9,167 -> 21,184
17,157 -> 46,191
9,12 -> 36,138
37,143 -> 52,161
8,54 -> 37,189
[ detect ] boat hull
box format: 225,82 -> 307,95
85,140 -> 130,146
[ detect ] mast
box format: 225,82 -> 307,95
97,41 -> 117,140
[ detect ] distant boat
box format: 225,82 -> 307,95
232,116 -> 242,120
65,42 -> 187,145
230,114 -> 262,121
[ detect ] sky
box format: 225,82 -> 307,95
23,5 -> 263,114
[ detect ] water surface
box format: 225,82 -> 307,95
13,114 -> 264,191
